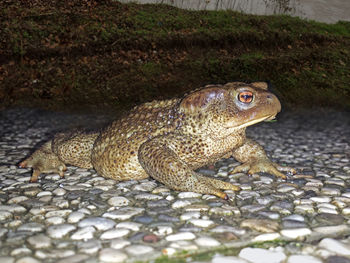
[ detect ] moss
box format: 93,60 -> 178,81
1,1 -> 349,112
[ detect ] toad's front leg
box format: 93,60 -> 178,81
232,139 -> 296,178
138,139 -> 240,200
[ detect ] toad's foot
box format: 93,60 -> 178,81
232,158 -> 296,179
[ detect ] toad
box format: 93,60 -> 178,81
19,82 -> 295,199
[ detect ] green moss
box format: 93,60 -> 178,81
1,1 -> 349,112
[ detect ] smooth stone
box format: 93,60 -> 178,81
77,239 -> 101,254
253,233 -> 281,242
71,226 -> 96,240
99,248 -> 128,263
134,215 -> 153,224
287,255 -> 322,263
212,255 -> 248,263
52,188 -> 66,196
325,256 -> 350,263
0,256 -> 14,263
319,238 -> 350,256
18,223 -> 44,233
283,214 -> 305,222
8,196 -> 28,204
239,247 -> 286,263
0,211 -> 13,221
153,225 -> 173,236
180,211 -> 201,221
110,238 -> 131,249
166,232 -> 196,241
45,216 -> 65,225
16,257 -> 40,263
107,196 -> 130,207
116,222 -> 141,231
313,225 -> 350,237
135,193 -> 162,200
55,254 -> 90,263
241,219 -> 279,233
45,209 -> 72,218
282,220 -> 307,229
27,234 -> 52,249
189,219 -> 214,228
177,192 -> 202,198
143,234 -> 159,243
172,200 -> 193,209
67,212 -> 85,223
280,228 -> 311,239
194,237 -> 220,247
47,224 -> 76,238
78,217 -> 115,231
125,245 -> 154,255
0,205 -> 26,213
100,228 -> 130,239
103,207 -> 145,220
10,247 -> 31,257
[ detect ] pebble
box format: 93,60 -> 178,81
100,228 -> 130,239
103,207 -> 145,220
107,196 -> 130,206
194,237 -> 220,247
99,248 -> 128,263
212,255 -> 249,263
189,219 -> 214,228
16,257 -> 41,263
241,219 -> 279,233
116,222 -> 141,231
71,226 -> 96,240
67,211 -> 85,223
47,224 -> 76,238
281,228 -> 312,239
239,247 -> 287,263
319,238 -> 350,256
110,238 -> 131,249
125,245 -> 154,255
18,223 -> 45,232
287,255 -> 322,263
27,234 -> 52,249
166,232 -> 196,241
78,217 -> 115,230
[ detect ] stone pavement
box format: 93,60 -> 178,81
0,108 -> 349,263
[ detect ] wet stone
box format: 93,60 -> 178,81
27,234 -> 52,249
125,245 -> 154,256
134,215 -> 153,224
240,219 -> 279,233
103,207 -> 145,220
17,223 -> 45,232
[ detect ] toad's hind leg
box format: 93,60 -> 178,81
138,140 -> 240,199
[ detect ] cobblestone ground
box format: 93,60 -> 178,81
0,108 -> 350,263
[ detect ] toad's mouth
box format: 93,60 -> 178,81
230,114 -> 277,129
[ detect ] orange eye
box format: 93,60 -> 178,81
238,91 -> 254,103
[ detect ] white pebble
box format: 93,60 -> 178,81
287,255 -> 322,263
280,228 -> 311,239
125,245 -> 154,255
189,219 -> 214,228
110,239 -> 131,249
100,228 -> 130,239
47,224 -> 76,239
67,212 -> 85,223
99,248 -> 127,263
71,226 -> 96,240
194,237 -> 220,247
319,238 -> 350,256
78,217 -> 115,231
239,248 -> 286,263
253,233 -> 281,242
107,196 -> 130,207
180,211 -> 200,221
166,232 -> 196,241
116,222 -> 141,231
177,192 -> 202,198
15,256 -> 40,263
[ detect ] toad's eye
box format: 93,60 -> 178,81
238,91 -> 254,103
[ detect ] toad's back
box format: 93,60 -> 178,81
91,98 -> 183,180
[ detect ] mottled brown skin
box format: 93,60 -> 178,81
19,82 -> 295,199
